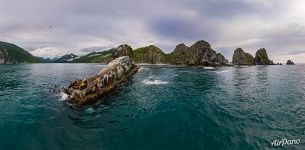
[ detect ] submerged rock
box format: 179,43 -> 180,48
232,48 -> 254,65
286,60 -> 295,65
64,56 -> 138,105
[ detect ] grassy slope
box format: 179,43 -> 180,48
133,46 -> 167,64
0,41 -> 40,63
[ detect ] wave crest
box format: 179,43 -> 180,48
142,79 -> 168,85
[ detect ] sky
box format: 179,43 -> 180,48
1,0 -> 305,63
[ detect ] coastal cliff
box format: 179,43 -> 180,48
232,48 -> 254,65
254,48 -> 274,65
0,41 -> 39,64
64,56 -> 138,105
167,40 -> 229,66
232,48 -> 276,65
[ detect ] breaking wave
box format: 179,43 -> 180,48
59,92 -> 68,101
142,79 -> 168,85
139,67 -> 151,72
203,67 -> 215,70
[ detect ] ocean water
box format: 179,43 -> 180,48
0,64 -> 305,150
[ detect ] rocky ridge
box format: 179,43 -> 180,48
64,56 -> 138,105
232,48 -> 275,65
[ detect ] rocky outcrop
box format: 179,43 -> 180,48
254,48 -> 274,65
168,40 -> 229,66
232,48 -> 254,65
134,45 -> 167,64
0,49 -> 18,64
286,60 -> 295,65
64,56 -> 138,105
112,44 -> 134,60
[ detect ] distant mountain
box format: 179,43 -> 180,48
72,49 -> 113,63
53,54 -> 79,63
0,41 -> 40,64
35,56 -> 53,63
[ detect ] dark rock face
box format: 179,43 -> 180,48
112,44 -> 134,60
169,40 -> 229,66
0,41 -> 39,64
232,48 -> 254,65
133,45 -> 167,64
64,56 -> 138,105
0,49 -> 18,64
254,48 -> 273,65
286,60 -> 295,65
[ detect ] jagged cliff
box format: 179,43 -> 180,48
232,48 -> 276,65
167,40 -> 229,66
254,48 -> 274,65
232,48 -> 254,65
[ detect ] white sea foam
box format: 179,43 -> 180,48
142,79 -> 168,85
59,92 -> 68,101
139,67 -> 150,72
85,107 -> 95,114
203,67 -> 215,70
217,70 -> 232,74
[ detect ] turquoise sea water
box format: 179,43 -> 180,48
0,64 -> 305,150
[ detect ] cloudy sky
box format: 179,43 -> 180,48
1,0 -> 305,63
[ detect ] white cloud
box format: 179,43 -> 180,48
0,0 -> 305,62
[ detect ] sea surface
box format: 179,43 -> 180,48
0,64 -> 305,150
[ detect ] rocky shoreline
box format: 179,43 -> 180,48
64,56 -> 138,105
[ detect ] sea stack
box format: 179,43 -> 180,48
64,56 -> 138,105
254,48 -> 274,65
232,48 -> 254,65
286,60 -> 295,65
168,40 -> 229,66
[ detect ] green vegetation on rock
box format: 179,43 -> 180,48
232,48 -> 254,65
133,45 -> 167,64
167,41 -> 229,66
0,41 -> 40,64
254,48 -> 273,65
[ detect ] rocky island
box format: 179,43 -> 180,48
232,48 -> 275,65
286,60 -> 295,65
167,40 -> 229,66
64,56 -> 138,105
